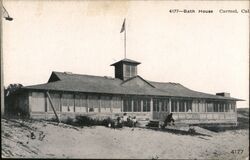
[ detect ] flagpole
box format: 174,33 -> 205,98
124,23 -> 126,59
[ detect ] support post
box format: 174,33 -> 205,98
99,95 -> 101,113
205,102 -> 208,120
59,93 -> 62,112
44,92 -> 47,112
121,97 -> 123,112
223,103 -> 226,119
205,101 -> 207,112
177,101 -> 179,113
169,98 -> 171,113
184,101 -> 186,112
141,99 -> 143,112
73,94 -> 76,112
110,96 -> 113,113
86,95 -> 89,113
28,92 -> 32,113
150,98 -> 153,120
46,91 -> 60,123
131,99 -> 134,113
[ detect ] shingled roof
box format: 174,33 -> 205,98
110,58 -> 141,66
24,71 -> 241,101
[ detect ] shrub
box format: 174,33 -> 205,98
74,115 -> 96,126
188,127 -> 196,134
102,117 -> 113,127
64,117 -> 74,125
59,115 -> 122,128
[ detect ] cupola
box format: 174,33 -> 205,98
111,58 -> 141,81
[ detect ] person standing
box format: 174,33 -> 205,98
122,113 -> 128,125
132,116 -> 137,128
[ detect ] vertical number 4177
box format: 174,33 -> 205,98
231,150 -> 243,154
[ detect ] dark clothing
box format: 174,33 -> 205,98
165,115 -> 175,123
163,113 -> 175,128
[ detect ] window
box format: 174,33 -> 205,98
131,66 -> 136,77
231,102 -> 236,112
160,100 -> 168,112
100,96 -> 111,113
124,65 -> 137,78
186,101 -> 192,112
207,102 -> 214,112
219,103 -> 224,112
179,101 -> 185,112
125,65 -> 130,77
192,101 -> 199,112
153,99 -> 169,112
61,94 -> 74,112
88,95 -> 99,112
75,94 -> 87,112
101,96 -> 111,108
143,99 -> 151,112
112,96 -> 122,112
199,102 -> 206,112
123,98 -> 132,112
213,103 -> 219,112
133,99 -> 141,112
153,99 -> 159,112
225,103 -> 229,112
171,100 -> 178,112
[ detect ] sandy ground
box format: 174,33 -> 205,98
1,118 -> 249,159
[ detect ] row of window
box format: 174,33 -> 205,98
171,100 -> 193,112
31,92 -> 236,113
123,99 -> 236,113
171,100 -> 235,113
32,92 -> 123,113
123,98 -> 150,112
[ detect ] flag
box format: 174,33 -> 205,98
120,19 -> 126,33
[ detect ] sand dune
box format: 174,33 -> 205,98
1,117 -> 249,159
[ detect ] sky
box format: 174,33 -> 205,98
2,0 -> 249,108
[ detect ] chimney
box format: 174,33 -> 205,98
216,92 -> 230,97
111,58 -> 141,81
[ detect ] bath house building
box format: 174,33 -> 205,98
6,58 -> 242,125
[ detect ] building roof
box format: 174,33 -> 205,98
23,71 -> 242,101
110,58 -> 141,66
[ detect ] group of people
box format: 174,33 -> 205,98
121,113 -> 137,127
107,113 -> 137,129
107,112 -> 175,129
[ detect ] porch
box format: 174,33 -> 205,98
152,111 -> 237,124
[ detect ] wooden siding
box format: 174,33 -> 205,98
31,92 -> 45,112
88,95 -> 99,112
26,91 -> 238,125
100,96 -> 111,113
48,93 -> 61,112
61,94 -> 74,112
75,94 -> 87,113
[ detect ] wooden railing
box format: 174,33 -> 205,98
172,112 -> 237,120
152,111 -> 237,123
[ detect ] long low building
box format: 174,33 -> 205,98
5,58 -> 242,125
